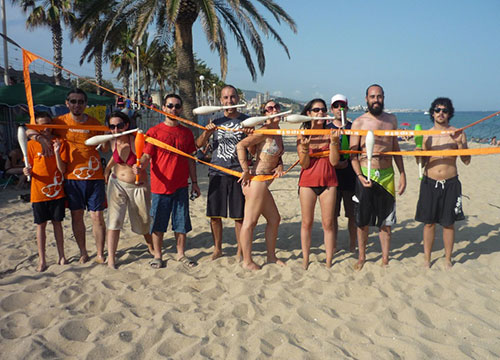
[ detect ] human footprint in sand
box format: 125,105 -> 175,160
415,97 -> 470,269
23,112 -> 69,272
297,98 -> 341,270
236,100 -> 286,270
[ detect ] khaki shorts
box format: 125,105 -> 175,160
107,175 -> 151,234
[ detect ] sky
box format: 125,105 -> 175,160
3,0 -> 500,110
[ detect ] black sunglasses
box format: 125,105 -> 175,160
109,123 -> 125,130
332,102 -> 347,109
265,104 -> 281,112
166,103 -> 182,109
310,107 -> 327,113
433,108 -> 449,114
68,99 -> 86,105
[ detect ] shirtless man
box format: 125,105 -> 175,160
350,84 -> 406,270
415,97 -> 470,269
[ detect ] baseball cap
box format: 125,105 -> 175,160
330,94 -> 348,107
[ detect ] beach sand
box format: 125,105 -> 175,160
1,134 -> 499,359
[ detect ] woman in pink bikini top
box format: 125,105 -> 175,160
104,111 -> 153,269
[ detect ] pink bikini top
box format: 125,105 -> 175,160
112,141 -> 137,166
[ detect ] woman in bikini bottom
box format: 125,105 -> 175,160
297,98 -> 341,270
236,100 -> 286,271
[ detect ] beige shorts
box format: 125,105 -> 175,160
107,175 -> 151,234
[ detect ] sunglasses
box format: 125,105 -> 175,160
68,99 -> 86,105
265,104 -> 281,112
433,108 -> 449,114
166,103 -> 182,109
332,102 -> 346,109
109,123 -> 125,130
310,107 -> 327,113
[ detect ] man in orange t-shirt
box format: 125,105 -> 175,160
24,112 -> 69,272
27,88 -> 106,264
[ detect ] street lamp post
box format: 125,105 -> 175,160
212,83 -> 217,106
199,75 -> 205,106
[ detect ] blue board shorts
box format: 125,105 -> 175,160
150,187 -> 192,234
64,179 -> 106,211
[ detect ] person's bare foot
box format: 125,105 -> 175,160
236,252 -> 243,262
108,263 -> 117,269
302,259 -> 309,270
242,261 -> 261,271
349,244 -> 357,252
94,255 -> 106,264
354,260 -> 365,271
37,262 -> 47,272
267,256 -> 286,266
79,253 -> 90,264
145,242 -> 154,256
444,260 -> 453,269
58,257 -> 67,266
326,261 -> 332,269
381,258 -> 389,268
212,249 -> 223,260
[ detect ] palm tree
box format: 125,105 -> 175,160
12,0 -> 75,85
107,27 -> 136,96
108,0 -> 297,123
71,0 -> 117,95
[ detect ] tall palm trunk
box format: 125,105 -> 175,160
51,22 -> 63,86
175,22 -> 197,126
174,0 -> 199,132
94,46 -> 103,95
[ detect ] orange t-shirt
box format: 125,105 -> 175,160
53,113 -> 104,180
28,139 -> 69,203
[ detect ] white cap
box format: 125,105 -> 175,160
330,94 -> 348,107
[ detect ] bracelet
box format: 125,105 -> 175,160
191,181 -> 197,184
356,173 -> 362,177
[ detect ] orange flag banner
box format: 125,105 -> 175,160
22,49 -> 39,124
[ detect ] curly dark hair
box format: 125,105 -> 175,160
429,97 -> 454,122
300,98 -> 327,129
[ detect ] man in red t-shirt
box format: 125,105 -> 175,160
136,94 -> 200,268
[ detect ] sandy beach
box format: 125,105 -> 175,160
1,133 -> 499,359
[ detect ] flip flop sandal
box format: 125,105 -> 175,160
177,256 -> 197,268
149,258 -> 163,269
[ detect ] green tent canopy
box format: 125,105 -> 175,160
0,82 -> 115,107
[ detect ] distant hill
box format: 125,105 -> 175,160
241,89 -> 304,111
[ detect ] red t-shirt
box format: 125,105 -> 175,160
144,123 -> 196,195
299,144 -> 338,187
53,113 -> 104,180
28,139 -> 69,203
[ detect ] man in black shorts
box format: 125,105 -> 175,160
196,85 -> 248,260
415,97 -> 470,269
326,94 -> 357,251
350,84 -> 406,270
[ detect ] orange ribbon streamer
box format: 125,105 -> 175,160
144,135 -> 299,181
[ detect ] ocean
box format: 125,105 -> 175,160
348,111 -> 500,141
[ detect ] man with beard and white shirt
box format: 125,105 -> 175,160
349,84 -> 406,270
196,85 -> 248,260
